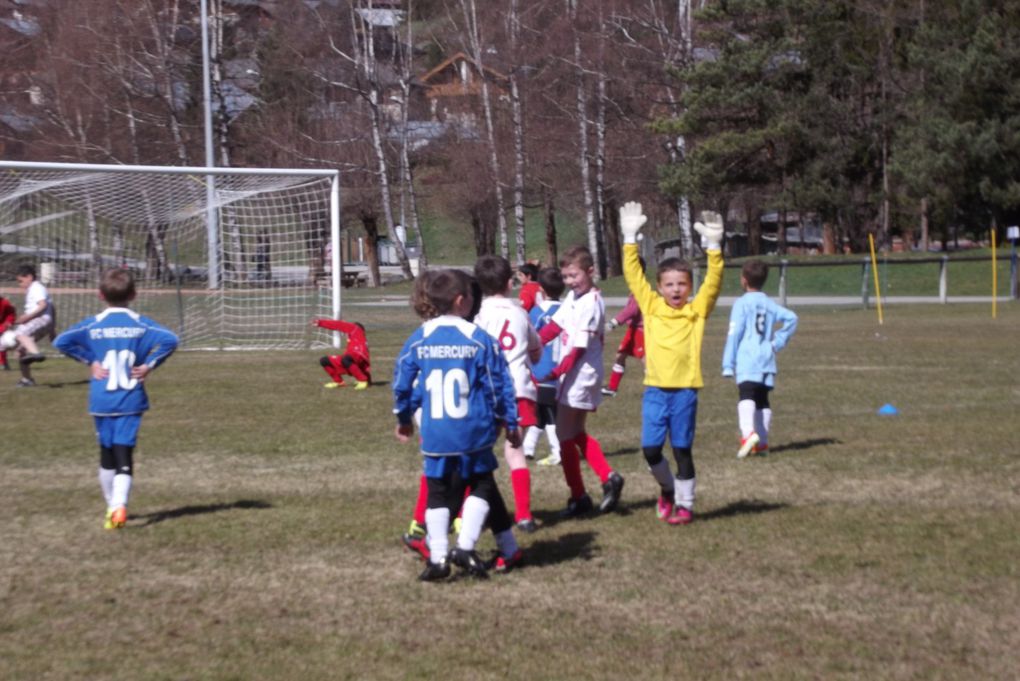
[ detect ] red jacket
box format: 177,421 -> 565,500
315,319 -> 370,363
0,297 -> 15,331
518,281 -> 542,312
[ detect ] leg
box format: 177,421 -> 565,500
736,382 -> 761,458
319,356 -> 345,385
605,351 -> 628,394
754,387 -> 772,452
667,390 -> 698,523
506,398 -> 535,527
642,388 -> 674,520
342,354 -> 369,385
555,405 -> 588,501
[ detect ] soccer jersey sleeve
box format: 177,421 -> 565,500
722,299 -> 747,375
137,318 -> 180,369
392,333 -> 421,425
691,249 -> 724,319
623,244 -> 656,314
54,317 -> 97,365
771,302 -> 798,352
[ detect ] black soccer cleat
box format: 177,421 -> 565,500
559,493 -> 594,519
449,548 -> 489,579
599,472 -> 625,513
515,518 -> 538,533
418,558 -> 451,582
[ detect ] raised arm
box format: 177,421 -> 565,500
771,304 -> 798,352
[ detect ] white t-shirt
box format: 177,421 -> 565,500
474,296 -> 540,401
551,288 -> 605,409
24,280 -> 52,319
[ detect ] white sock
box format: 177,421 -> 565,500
648,458 -> 675,496
425,507 -> 450,564
494,528 -> 519,558
544,425 -> 560,457
738,400 -> 756,438
759,408 -> 772,446
99,467 -> 116,507
523,426 -> 541,458
675,476 -> 696,511
110,474 -> 132,509
457,495 -> 490,551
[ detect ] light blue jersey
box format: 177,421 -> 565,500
722,292 -> 798,387
528,299 -> 561,388
393,315 -> 517,456
54,307 -> 179,416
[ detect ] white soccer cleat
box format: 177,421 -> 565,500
737,432 -> 760,459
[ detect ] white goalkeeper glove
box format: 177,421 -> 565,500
722,367 -> 734,378
693,210 -> 724,251
607,319 -> 619,331
619,201 -> 647,245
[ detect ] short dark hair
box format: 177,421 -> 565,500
656,257 -> 692,283
537,267 -> 565,300
559,245 -> 594,271
354,321 -> 366,333
474,255 -> 513,296
518,263 -> 539,280
100,268 -> 136,305
425,269 -> 472,317
742,260 -> 769,289
452,269 -> 482,320
16,264 -> 36,279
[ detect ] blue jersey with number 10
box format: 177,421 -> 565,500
393,315 -> 517,457
54,307 -> 179,416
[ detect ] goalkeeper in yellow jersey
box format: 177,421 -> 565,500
618,202 -> 724,525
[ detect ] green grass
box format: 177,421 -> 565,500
2,304 -> 1019,679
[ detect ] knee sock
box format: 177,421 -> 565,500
577,431 -> 612,483
523,426 -> 542,458
347,362 -> 368,382
559,437 -> 587,499
738,399 -> 756,438
494,528 -> 519,559
608,364 -> 625,391
412,474 -> 428,525
544,425 -> 560,457
111,474 -> 132,509
756,408 -> 772,446
649,459 -> 675,497
510,468 -> 532,522
98,467 -> 116,507
456,495 -> 489,551
675,476 -> 696,511
425,507 -> 450,563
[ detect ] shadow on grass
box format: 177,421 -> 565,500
770,438 -> 841,454
697,499 -> 787,521
134,499 -> 272,527
521,531 -> 598,567
604,447 -> 640,458
39,380 -> 91,388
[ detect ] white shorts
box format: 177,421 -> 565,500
15,315 -> 53,341
558,380 -> 602,411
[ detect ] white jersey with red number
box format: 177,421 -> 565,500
551,287 -> 605,409
475,296 -> 541,401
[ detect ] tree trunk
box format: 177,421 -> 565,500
399,1 -> 427,270
543,185 -> 558,265
361,213 -> 382,288
571,0 -> 600,278
920,197 -> 930,252
593,34 -> 610,278
509,0 -> 527,265
604,196 -> 622,276
749,206 -> 762,256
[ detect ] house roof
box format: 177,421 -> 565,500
420,51 -> 509,85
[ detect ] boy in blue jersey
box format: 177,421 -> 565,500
524,267 -> 564,466
54,268 -> 179,529
394,269 -> 522,581
722,260 -> 798,458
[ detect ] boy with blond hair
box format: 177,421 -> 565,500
618,202 -> 724,525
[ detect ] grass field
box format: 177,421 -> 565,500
2,302 -> 1018,680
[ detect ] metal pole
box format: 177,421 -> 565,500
330,174 -> 342,349
779,259 -> 788,308
861,259 -> 870,308
1011,241 -> 1018,300
939,256 -> 948,303
200,0 -> 219,289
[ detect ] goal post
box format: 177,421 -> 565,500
0,160 -> 344,350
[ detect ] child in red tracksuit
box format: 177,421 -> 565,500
0,296 -> 16,371
312,318 -> 372,390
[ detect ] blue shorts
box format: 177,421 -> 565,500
93,414 -> 143,448
423,448 -> 499,479
641,387 -> 698,448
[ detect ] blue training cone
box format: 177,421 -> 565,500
877,403 -> 899,416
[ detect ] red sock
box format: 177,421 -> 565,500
608,368 -> 624,392
578,432 -> 612,483
510,468 -> 532,522
323,362 -> 344,383
348,360 -> 368,382
413,474 -> 428,525
560,437 -> 587,499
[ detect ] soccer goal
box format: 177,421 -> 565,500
0,161 -> 344,350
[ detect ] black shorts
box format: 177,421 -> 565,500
536,385 -> 558,428
737,381 -> 771,409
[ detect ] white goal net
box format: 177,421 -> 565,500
0,161 -> 342,350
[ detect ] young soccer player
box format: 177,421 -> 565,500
0,294 -> 15,370
53,268 -> 179,529
312,317 -> 371,390
525,267 -> 564,466
618,202 -> 724,525
722,259 -> 798,458
473,255 -> 543,533
517,262 -> 543,312
393,269 -> 522,580
11,264 -> 55,387
602,260 -> 645,397
535,245 -> 625,517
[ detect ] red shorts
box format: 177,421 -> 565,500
516,398 -> 538,428
617,327 -> 645,359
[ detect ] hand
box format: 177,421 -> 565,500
90,361 -> 108,381
130,364 -> 152,382
619,201 -> 647,244
506,428 -> 523,448
722,367 -> 734,378
694,210 -> 724,250
607,319 -> 619,331
395,422 -> 414,443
